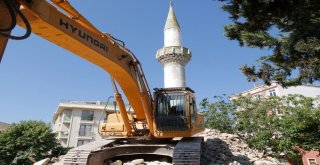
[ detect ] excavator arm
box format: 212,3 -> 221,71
0,0 -> 154,135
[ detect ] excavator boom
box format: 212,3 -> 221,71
0,0 -> 154,135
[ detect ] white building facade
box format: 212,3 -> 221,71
231,82 -> 320,99
52,101 -> 117,148
230,82 -> 320,114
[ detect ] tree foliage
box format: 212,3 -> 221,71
218,0 -> 320,86
200,96 -> 237,134
0,120 -> 66,165
201,95 -> 320,159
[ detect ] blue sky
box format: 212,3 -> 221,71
0,0 -> 268,123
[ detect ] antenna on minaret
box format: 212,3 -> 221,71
170,0 -> 173,6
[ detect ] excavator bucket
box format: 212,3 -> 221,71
0,0 -> 16,63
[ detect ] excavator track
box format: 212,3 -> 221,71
173,137 -> 203,165
62,137 -> 203,164
63,139 -> 115,164
62,138 -> 175,164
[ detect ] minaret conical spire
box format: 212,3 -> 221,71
164,1 -> 182,47
164,1 -> 180,31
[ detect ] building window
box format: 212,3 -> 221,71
63,114 -> 71,122
308,158 -> 317,165
254,94 -> 261,100
59,114 -> 62,122
79,124 -> 92,137
81,110 -> 94,121
77,140 -> 91,147
269,90 -> 276,97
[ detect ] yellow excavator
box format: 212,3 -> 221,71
0,0 -> 204,164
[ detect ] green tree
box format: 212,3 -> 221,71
200,96 -> 237,134
203,95 -> 320,160
0,120 -> 66,165
234,95 -> 320,159
218,0 -> 320,86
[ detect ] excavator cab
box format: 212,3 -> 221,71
153,87 -> 204,137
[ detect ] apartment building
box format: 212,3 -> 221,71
230,82 -> 320,113
52,100 -> 125,148
231,82 -> 320,99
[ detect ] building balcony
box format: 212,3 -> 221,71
62,115 -> 71,123
80,120 -> 94,124
78,131 -> 93,140
59,131 -> 69,139
156,46 -> 191,65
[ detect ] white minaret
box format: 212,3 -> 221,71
156,1 -> 191,88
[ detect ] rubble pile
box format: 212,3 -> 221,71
199,129 -> 279,165
35,129 -> 281,165
108,129 -> 280,165
109,159 -> 172,165
33,156 -> 64,165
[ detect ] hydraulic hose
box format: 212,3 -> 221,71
0,0 -> 16,32
0,0 -> 31,40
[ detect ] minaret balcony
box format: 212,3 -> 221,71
156,46 -> 191,65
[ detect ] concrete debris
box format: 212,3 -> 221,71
33,158 -> 50,165
118,159 -> 172,165
33,156 -> 64,165
123,159 -> 143,165
145,161 -> 172,165
111,160 -> 123,165
199,129 -> 281,165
